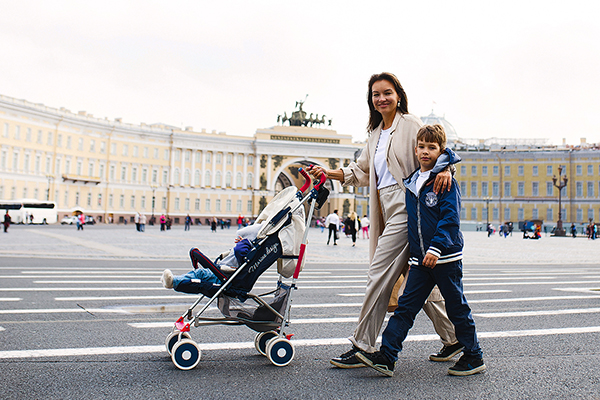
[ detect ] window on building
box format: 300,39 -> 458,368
184,150 -> 190,162
195,170 -> 200,186
87,192 -> 92,207
587,182 -> 594,197
152,169 -> 158,183
588,208 -> 594,221
517,182 -> 524,196
481,182 -> 488,197
518,208 -> 524,221
504,182 -> 511,197
470,207 -> 477,220
547,165 -> 553,176
47,132 -> 53,146
247,173 -> 253,189
576,182 -> 583,197
460,207 -> 466,219
174,197 -> 180,210
493,166 -> 499,176
141,196 -> 146,209
547,208 -> 553,222
216,199 -> 221,211
482,166 -> 488,176
215,171 -> 222,187
225,172 -> 232,187
184,169 -> 190,185
164,149 -> 169,160
471,166 -> 477,176
237,154 -> 243,165
133,146 -> 139,157
162,170 -> 168,184
216,153 -> 222,164
236,172 -> 242,188
100,141 -> 105,154
206,152 -> 211,163
247,200 -> 252,213
248,155 -> 253,166
504,208 -> 510,220
75,160 -> 81,175
226,199 -> 232,212
492,182 -> 499,197
205,199 -> 211,211
588,165 -> 594,176
122,144 -> 128,156
141,168 -> 147,183
517,165 -> 523,176
88,163 -> 94,177
111,143 -> 116,155
175,149 -> 181,162
532,208 -> 538,219
154,148 -> 159,159
15,126 -> 21,140
504,166 -> 510,176
205,171 -> 211,186
3,123 -> 8,138
110,165 -> 115,181
74,191 -> 79,205
121,167 -> 127,181
174,168 -> 180,184
226,154 -> 232,165
26,128 -> 32,142
195,198 -> 200,211
195,152 -> 201,163
470,182 -> 477,197
482,207 -> 488,221
493,208 -> 499,220
576,208 -> 583,222
132,167 -> 138,182
89,139 -> 95,152
460,181 -> 466,195
162,196 -> 167,209
460,166 -> 466,175
37,130 -> 42,144
130,195 -> 136,208
184,198 -> 190,211
143,147 -> 148,158
576,165 -> 582,175
546,182 -> 553,196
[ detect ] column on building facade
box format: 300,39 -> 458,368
212,150 -> 217,188
232,152 -> 238,189
266,154 -> 272,191
222,152 -> 227,188
170,148 -> 176,187
201,150 -> 206,187
254,153 -> 260,189
190,149 -> 196,187
243,153 -> 248,189
180,148 -> 185,186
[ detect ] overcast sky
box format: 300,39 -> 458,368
1,1 -> 599,146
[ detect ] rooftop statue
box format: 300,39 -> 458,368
278,95 -> 332,127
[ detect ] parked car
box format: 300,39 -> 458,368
60,216 -> 78,225
84,216 -> 95,225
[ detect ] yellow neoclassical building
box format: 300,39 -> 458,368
0,94 -> 367,225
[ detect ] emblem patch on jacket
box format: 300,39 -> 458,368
425,192 -> 438,207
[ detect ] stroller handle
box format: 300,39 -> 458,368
314,172 -> 327,191
298,168 -> 311,193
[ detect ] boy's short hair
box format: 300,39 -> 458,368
417,124 -> 446,150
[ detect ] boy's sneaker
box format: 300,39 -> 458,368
429,342 -> 465,362
448,354 -> 486,376
355,351 -> 395,377
161,269 -> 174,289
330,346 -> 364,368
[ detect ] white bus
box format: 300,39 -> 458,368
0,199 -> 58,224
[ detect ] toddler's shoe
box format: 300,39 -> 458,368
161,269 -> 174,289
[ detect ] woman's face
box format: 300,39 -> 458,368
371,79 -> 400,118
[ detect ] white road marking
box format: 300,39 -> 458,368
2,326 -> 600,359
0,285 -> 369,292
338,289 -> 512,297
475,307 -> 600,318
0,308 -> 130,315
0,326 -> 4,332
464,280 -> 600,286
469,295 -> 600,304
55,295 -> 199,301
0,298 -> 22,302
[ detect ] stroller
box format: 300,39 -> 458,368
165,168 -> 329,370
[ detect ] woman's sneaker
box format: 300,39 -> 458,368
330,346 -> 365,368
160,269 -> 174,289
448,354 -> 486,376
429,342 -> 465,362
355,351 -> 395,377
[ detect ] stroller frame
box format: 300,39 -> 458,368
166,168 -> 328,370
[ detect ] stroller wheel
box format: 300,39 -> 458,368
165,331 -> 191,355
266,338 -> 295,367
171,339 -> 201,370
254,331 -> 278,356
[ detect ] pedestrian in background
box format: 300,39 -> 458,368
3,211 -> 10,233
160,214 -> 166,231
361,215 -> 370,239
77,214 -> 84,231
325,210 -> 340,245
185,214 -> 192,231
140,214 -> 146,232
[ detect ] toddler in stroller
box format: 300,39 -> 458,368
160,222 -> 264,293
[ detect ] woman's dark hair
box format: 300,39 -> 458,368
367,72 -> 408,132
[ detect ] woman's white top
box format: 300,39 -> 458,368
374,127 -> 399,189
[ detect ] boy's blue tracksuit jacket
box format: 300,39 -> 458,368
402,148 -> 463,266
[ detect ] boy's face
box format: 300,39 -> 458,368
415,140 -> 443,172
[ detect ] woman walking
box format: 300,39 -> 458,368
308,72 -> 460,368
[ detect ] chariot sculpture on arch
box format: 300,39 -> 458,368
278,95 -> 332,127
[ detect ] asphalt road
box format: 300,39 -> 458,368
1,225 -> 600,399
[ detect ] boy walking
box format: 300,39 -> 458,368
356,124 -> 485,377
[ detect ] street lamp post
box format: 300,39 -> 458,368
46,175 -> 54,201
150,184 -> 157,226
552,165 -> 568,236
485,197 -> 491,227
